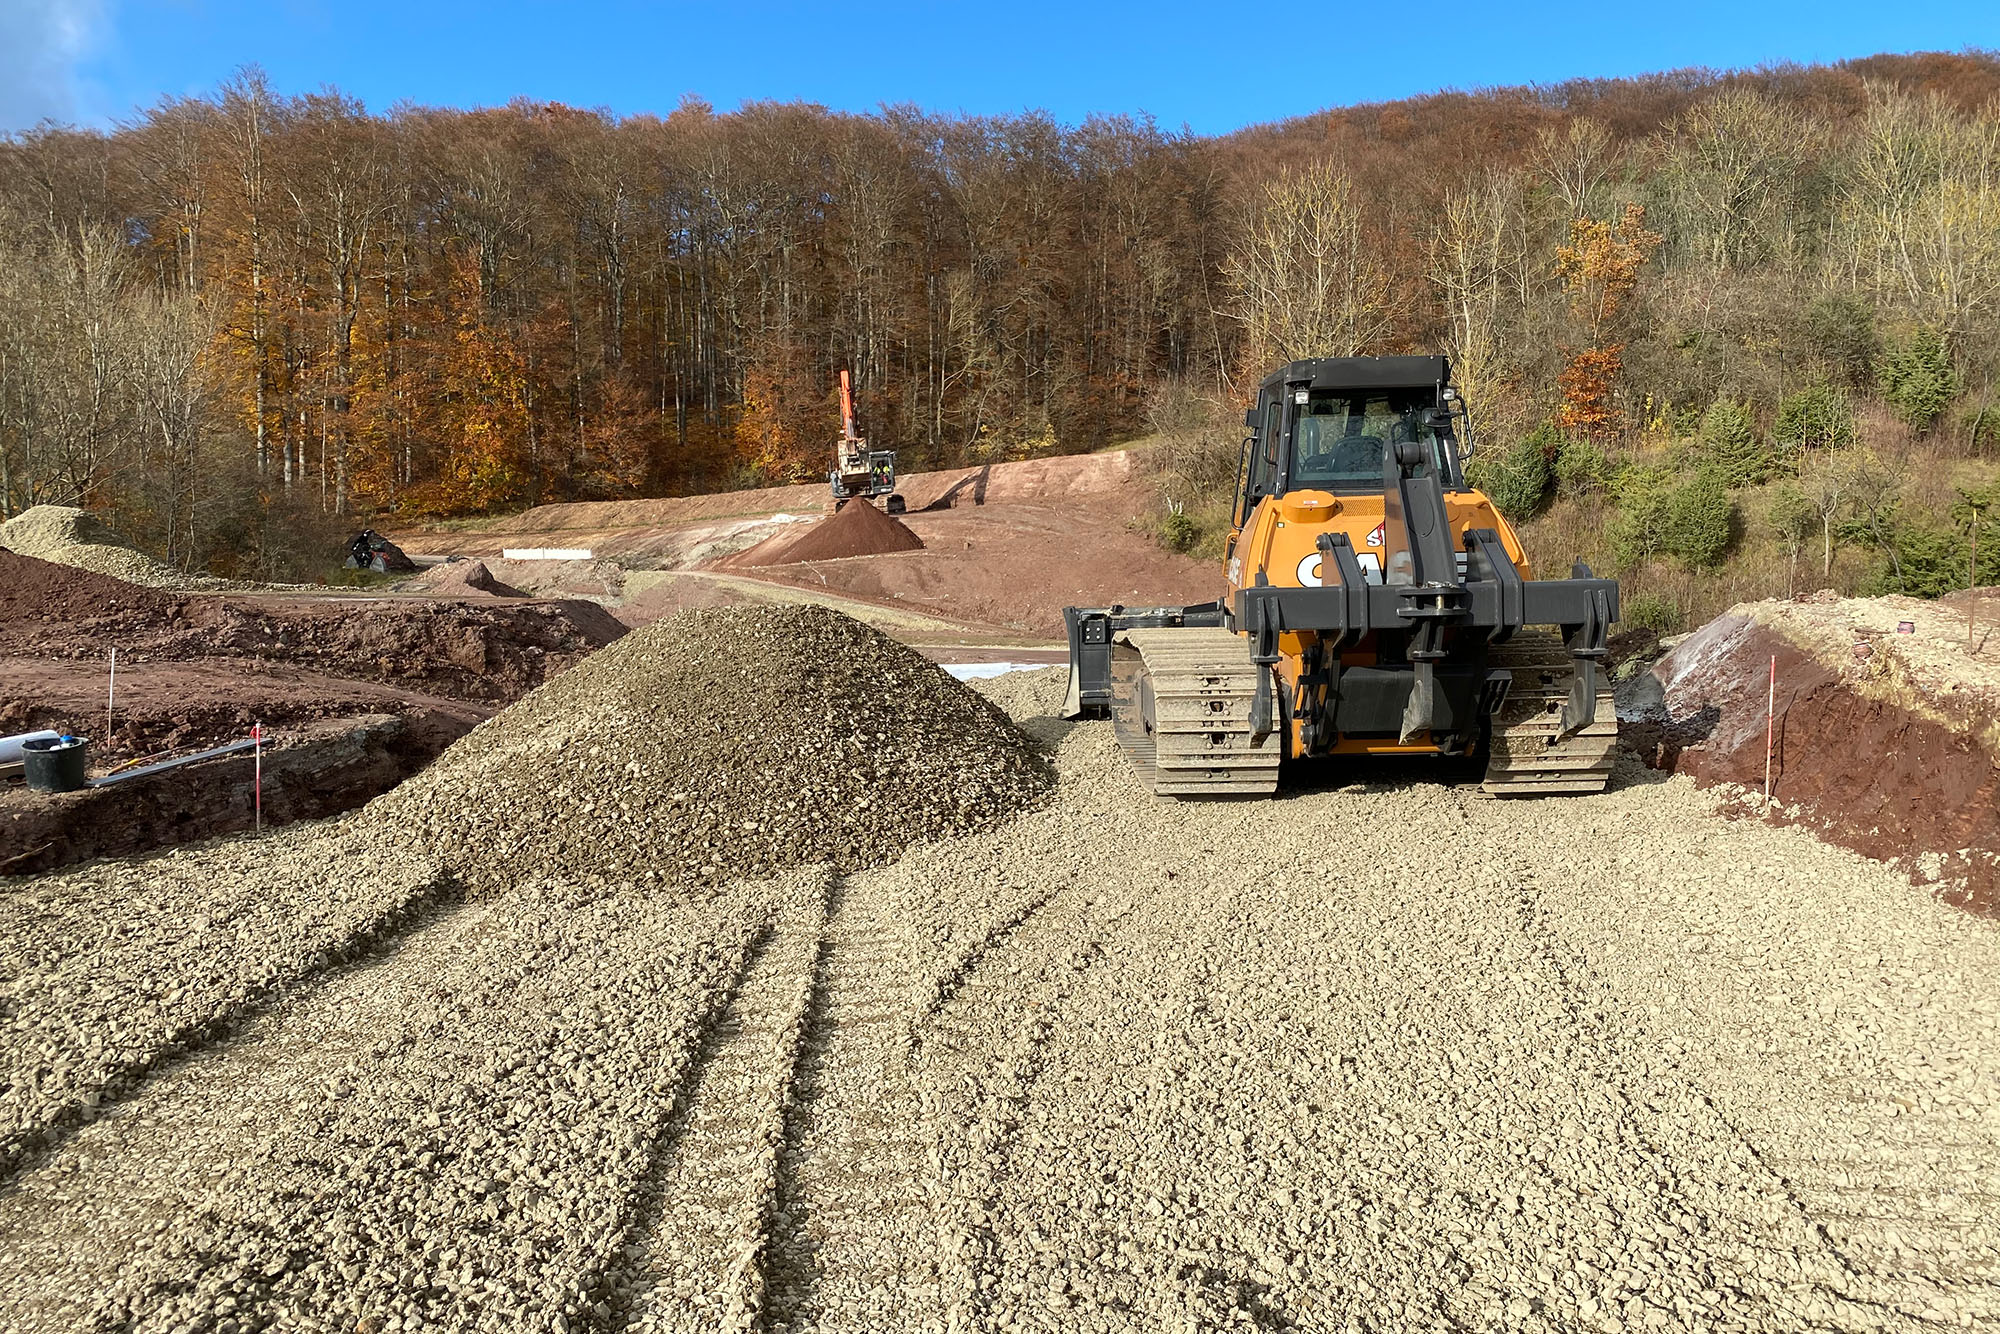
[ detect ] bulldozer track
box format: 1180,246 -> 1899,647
1482,630 -> 1618,796
1109,627 -> 1282,797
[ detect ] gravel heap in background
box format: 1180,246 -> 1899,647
368,604 -> 1053,889
0,506 -> 235,591
0,825 -> 452,1174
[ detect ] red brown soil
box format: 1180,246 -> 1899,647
0,657 -> 486,769
0,548 -> 170,622
386,449 -> 1227,638
420,559 -> 531,597
1,550 -> 626,872
0,550 -> 624,704
719,499 -> 1221,637
731,499 -> 924,566
1645,612 -> 1998,916
1,713 -> 450,875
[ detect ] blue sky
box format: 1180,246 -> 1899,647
5,0 -> 1998,136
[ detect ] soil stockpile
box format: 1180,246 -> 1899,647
412,558 -> 530,598
1645,596 -> 2000,915
736,499 -> 923,566
369,604 -> 1052,888
0,549 -> 171,624
0,506 -> 231,591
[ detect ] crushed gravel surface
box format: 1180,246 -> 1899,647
0,668 -> 1993,1332
0,506 -> 235,591
0,826 -> 451,1175
366,604 -> 1053,890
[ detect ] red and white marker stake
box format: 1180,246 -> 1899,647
1763,655 -> 1777,809
252,722 -> 263,833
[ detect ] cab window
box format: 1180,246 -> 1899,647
1248,396 -> 1282,497
1290,389 -> 1454,491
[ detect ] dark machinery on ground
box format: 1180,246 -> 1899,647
345,529 -> 418,574
1064,355 -> 1618,797
829,370 -> 905,515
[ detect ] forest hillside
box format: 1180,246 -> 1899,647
2,50 -> 1998,620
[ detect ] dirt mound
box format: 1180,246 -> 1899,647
0,546 -> 625,706
735,499 -> 923,567
1645,601 -> 2000,915
0,505 -> 230,590
0,549 -> 171,625
369,604 -> 1052,889
418,559 -> 529,598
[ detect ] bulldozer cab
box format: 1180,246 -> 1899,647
1237,357 -> 1469,526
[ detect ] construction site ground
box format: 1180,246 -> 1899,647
4,463 -> 2000,1331
3,666 -> 1996,1333
387,450 -> 1222,640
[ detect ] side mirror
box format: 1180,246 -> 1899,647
1243,407 -> 1259,430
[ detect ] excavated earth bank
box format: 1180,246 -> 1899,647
0,551 -> 625,871
1647,602 -> 2000,915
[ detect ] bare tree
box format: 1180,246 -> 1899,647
1228,162 -> 1390,365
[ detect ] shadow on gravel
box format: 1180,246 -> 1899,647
0,873 -> 467,1188
1014,715 -> 1080,752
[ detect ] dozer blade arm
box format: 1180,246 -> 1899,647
1063,603 -> 1226,719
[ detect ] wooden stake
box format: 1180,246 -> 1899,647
1764,655 -> 1777,809
1971,507 -> 1980,653
106,648 -> 116,743
253,722 -> 263,834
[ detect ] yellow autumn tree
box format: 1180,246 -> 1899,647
1553,202 -> 1660,440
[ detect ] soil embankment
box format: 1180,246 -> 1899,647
0,550 -> 624,871
1645,597 -> 2000,914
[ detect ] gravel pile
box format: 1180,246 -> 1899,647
0,506 -> 233,591
369,604 -> 1052,889
0,825 -> 452,1174
2,645 -> 1995,1333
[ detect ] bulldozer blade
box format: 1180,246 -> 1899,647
1399,663 -> 1436,745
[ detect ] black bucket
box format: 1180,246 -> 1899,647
22,736 -> 90,793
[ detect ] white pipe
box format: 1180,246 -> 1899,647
0,730 -> 62,765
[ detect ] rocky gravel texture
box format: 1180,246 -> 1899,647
365,605 -> 1052,890
0,826 -> 452,1175
0,505 -> 237,591
0,667 -> 1993,1333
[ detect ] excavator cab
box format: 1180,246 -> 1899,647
1065,355 -> 1619,798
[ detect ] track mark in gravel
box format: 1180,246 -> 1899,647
0,893 -> 485,1334
599,878 -> 830,1333
0,871 -> 462,1188
1503,880 -> 1919,1330
906,884 -> 1059,1051
765,871 -> 948,1332
926,900 -> 1115,1333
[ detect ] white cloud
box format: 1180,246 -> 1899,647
0,0 -> 107,132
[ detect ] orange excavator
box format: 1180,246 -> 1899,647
829,370 -> 905,515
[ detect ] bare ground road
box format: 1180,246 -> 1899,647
2,671 -> 1996,1333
